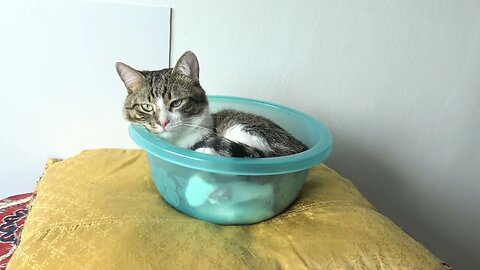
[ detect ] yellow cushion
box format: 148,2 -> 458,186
8,149 -> 445,269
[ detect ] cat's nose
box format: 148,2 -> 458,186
159,120 -> 170,128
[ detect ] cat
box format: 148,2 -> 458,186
116,51 -> 308,158
116,51 -> 308,219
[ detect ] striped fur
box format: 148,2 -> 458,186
116,51 -> 308,158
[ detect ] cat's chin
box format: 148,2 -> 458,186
154,130 -> 175,140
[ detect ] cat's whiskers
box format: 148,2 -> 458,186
169,118 -> 208,129
169,114 -> 210,129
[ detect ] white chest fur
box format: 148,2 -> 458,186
174,130 -> 208,149
161,112 -> 213,149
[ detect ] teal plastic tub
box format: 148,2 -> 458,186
129,96 -> 332,224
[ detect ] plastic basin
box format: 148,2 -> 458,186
129,95 -> 332,224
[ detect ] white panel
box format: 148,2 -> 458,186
0,0 -> 170,198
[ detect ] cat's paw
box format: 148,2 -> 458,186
208,187 -> 230,204
195,147 -> 219,155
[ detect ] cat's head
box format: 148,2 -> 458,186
116,51 -> 209,143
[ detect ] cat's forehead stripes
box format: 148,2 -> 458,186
150,74 -> 158,97
148,71 -> 175,104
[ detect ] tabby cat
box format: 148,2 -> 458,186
116,51 -> 307,158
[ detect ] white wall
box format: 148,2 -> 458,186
109,0 -> 478,269
0,1 -> 170,198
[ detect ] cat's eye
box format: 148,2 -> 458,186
170,99 -> 183,108
140,103 -> 154,112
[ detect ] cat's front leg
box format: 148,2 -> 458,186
194,147 -> 219,155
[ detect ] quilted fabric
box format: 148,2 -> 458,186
1,158 -> 61,269
7,149 -> 446,269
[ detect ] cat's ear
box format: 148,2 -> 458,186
115,62 -> 145,93
173,51 -> 199,81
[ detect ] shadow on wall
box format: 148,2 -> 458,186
325,133 -> 478,269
